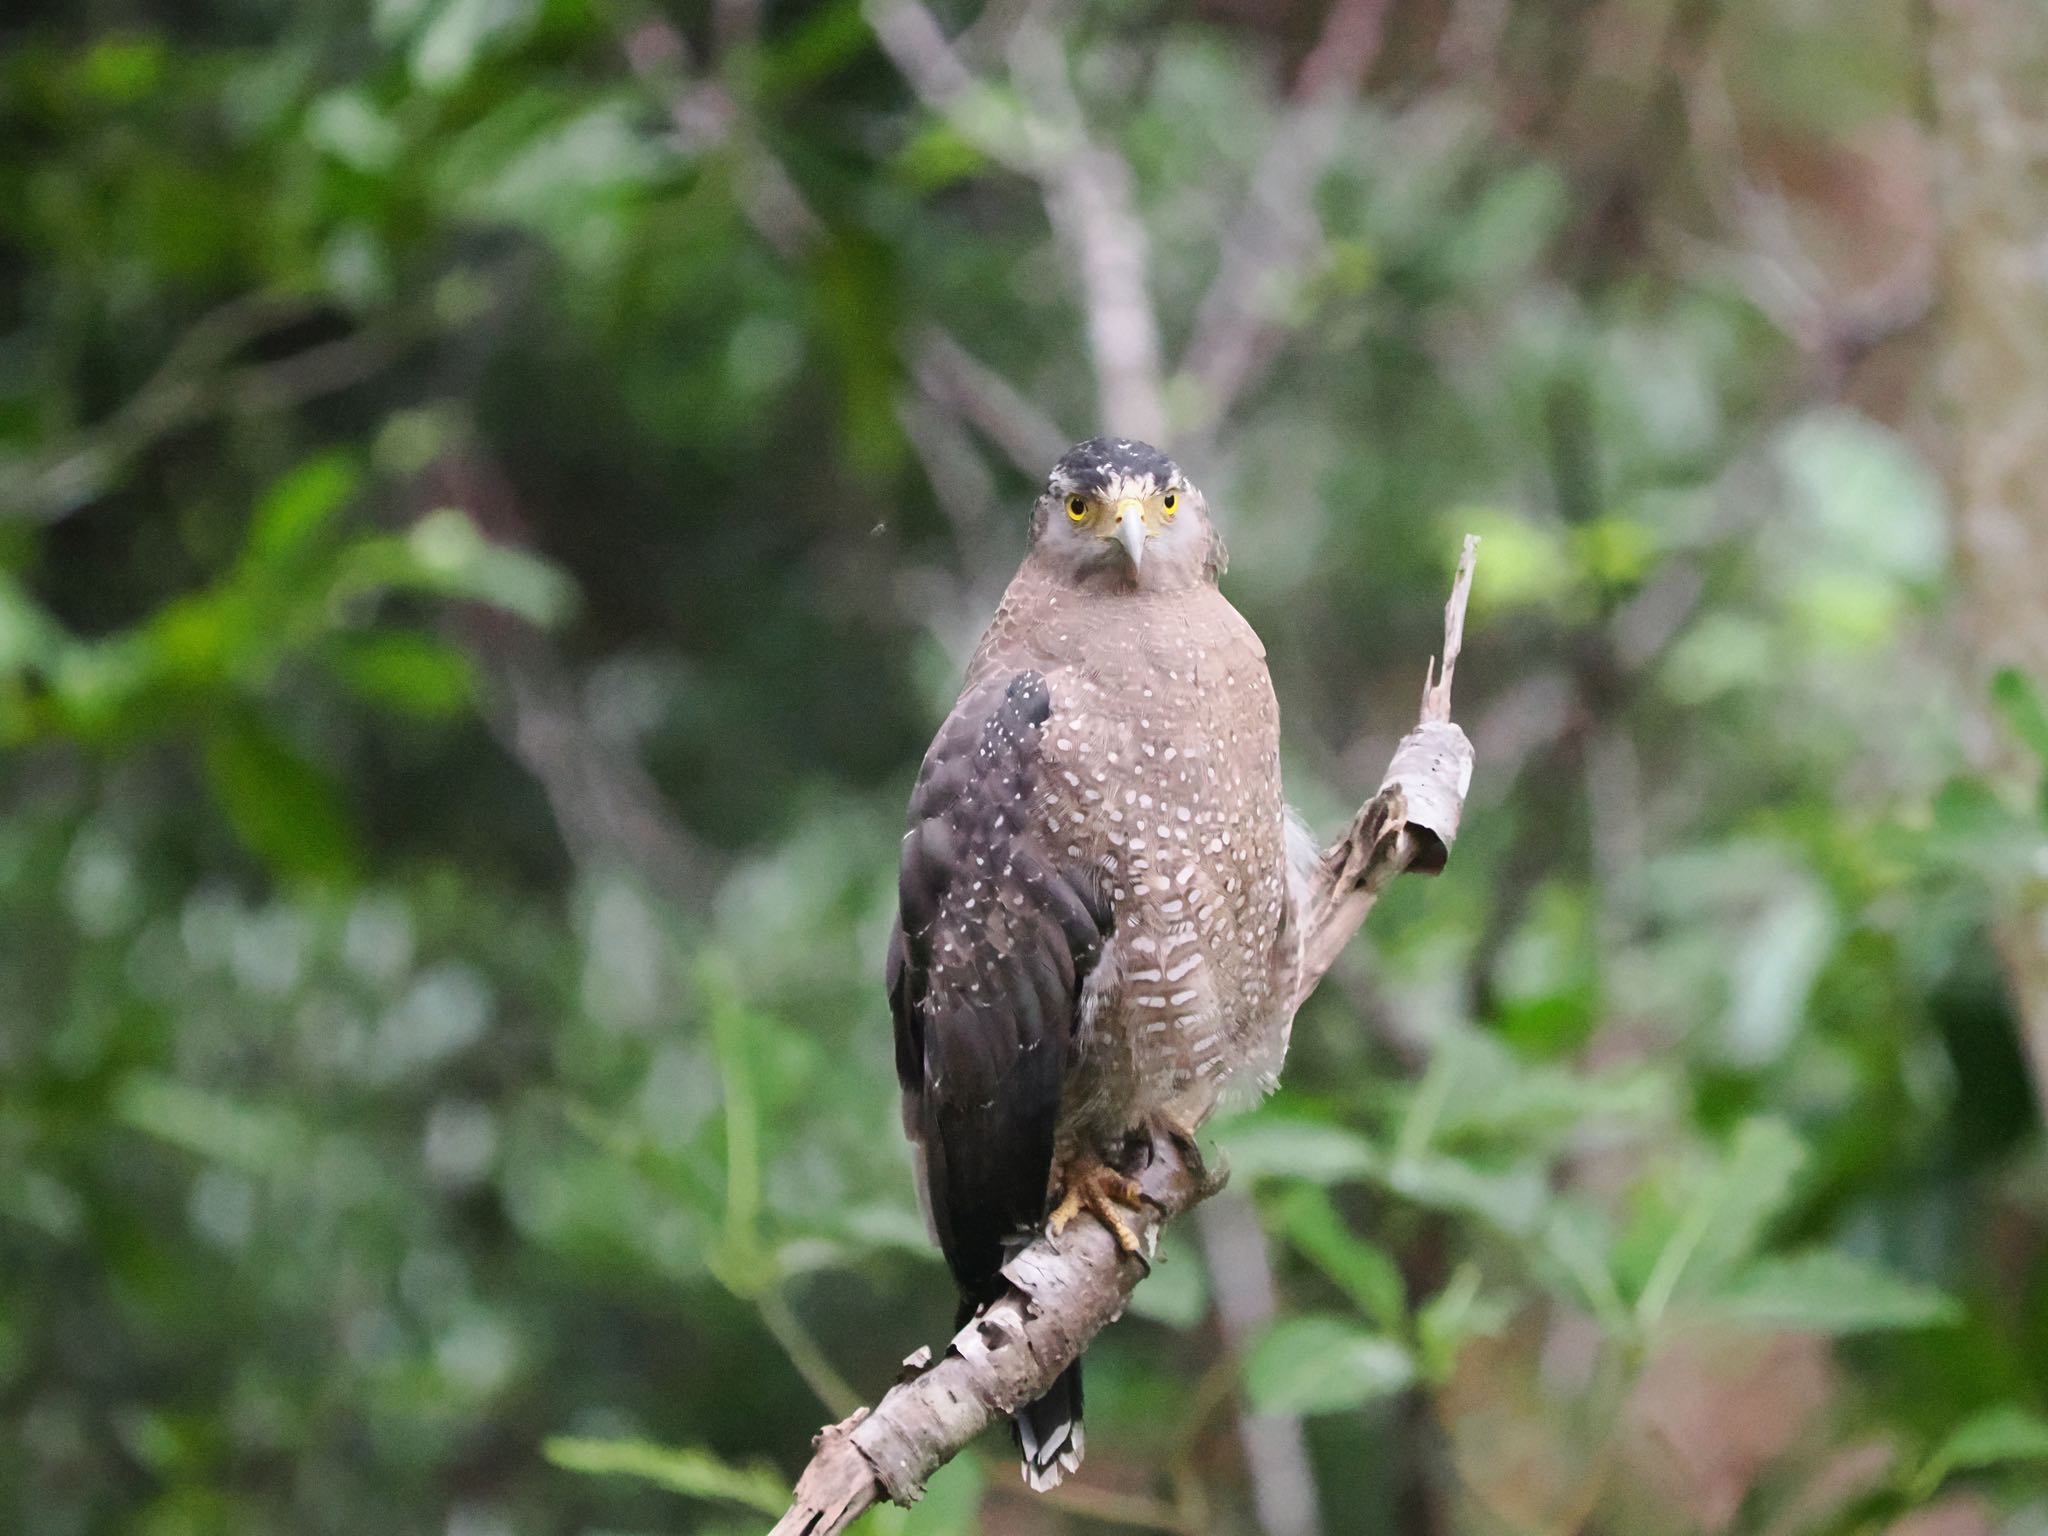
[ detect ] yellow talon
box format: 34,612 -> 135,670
1048,1159 -> 1147,1255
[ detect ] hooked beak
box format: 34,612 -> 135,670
1113,499 -> 1146,571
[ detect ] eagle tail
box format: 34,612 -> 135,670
1013,1361 -> 1085,1490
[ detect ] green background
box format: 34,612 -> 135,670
4,1 -> 2046,1532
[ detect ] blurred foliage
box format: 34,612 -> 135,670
2,0 -> 2046,1534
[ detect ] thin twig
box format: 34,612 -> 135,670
1293,538 -> 1479,1010
1422,534 -> 1480,723
2,296 -> 424,525
758,1288 -> 867,1421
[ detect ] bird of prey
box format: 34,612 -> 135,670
887,437 -> 1303,1489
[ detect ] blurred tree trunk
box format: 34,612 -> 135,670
1929,0 -> 2048,1115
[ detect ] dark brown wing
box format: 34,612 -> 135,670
887,670 -> 1111,1302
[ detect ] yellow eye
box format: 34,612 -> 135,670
1162,491 -> 1178,516
1066,496 -> 1088,521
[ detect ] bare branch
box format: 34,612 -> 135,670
864,0 -> 1047,174
769,1124 -> 1212,1536
1,295 -> 425,526
1007,22 -> 1169,440
621,15 -> 824,259
425,449 -> 710,907
910,328 -> 1068,478
766,540 -> 1479,1536
630,6 -> 1065,480
1175,0 -> 1391,446
868,0 -> 1167,440
1041,139 -> 1170,441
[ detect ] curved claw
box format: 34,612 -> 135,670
1048,1159 -> 1148,1256
1151,1114 -> 1229,1200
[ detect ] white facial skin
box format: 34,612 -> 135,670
1028,465 -> 1222,594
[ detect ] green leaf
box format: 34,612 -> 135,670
1534,1201 -> 1631,1335
1385,1152 -> 1548,1236
77,36 -> 168,102
1635,1118 -> 1805,1329
326,631 -> 475,717
1778,409 -> 1948,583
1921,775 -> 2041,881
204,713 -> 362,883
411,0 -> 539,88
1271,1185 -> 1406,1331
1416,1264 -> 1512,1382
543,1437 -> 788,1516
1125,1229 -> 1210,1328
874,1453 -> 985,1535
1217,1115 -> 1377,1185
561,1101 -> 723,1218
113,1075 -> 305,1174
1711,1249 -> 1958,1335
0,572 -> 62,675
1991,668 -> 2048,768
1244,1314 -> 1416,1417
248,454 -> 357,567
388,509 -> 576,626
1427,1032 -> 1672,1146
753,0 -> 872,100
893,121 -> 990,192
1912,1406 -> 2048,1499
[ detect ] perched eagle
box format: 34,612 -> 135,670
886,438 -> 1305,1489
